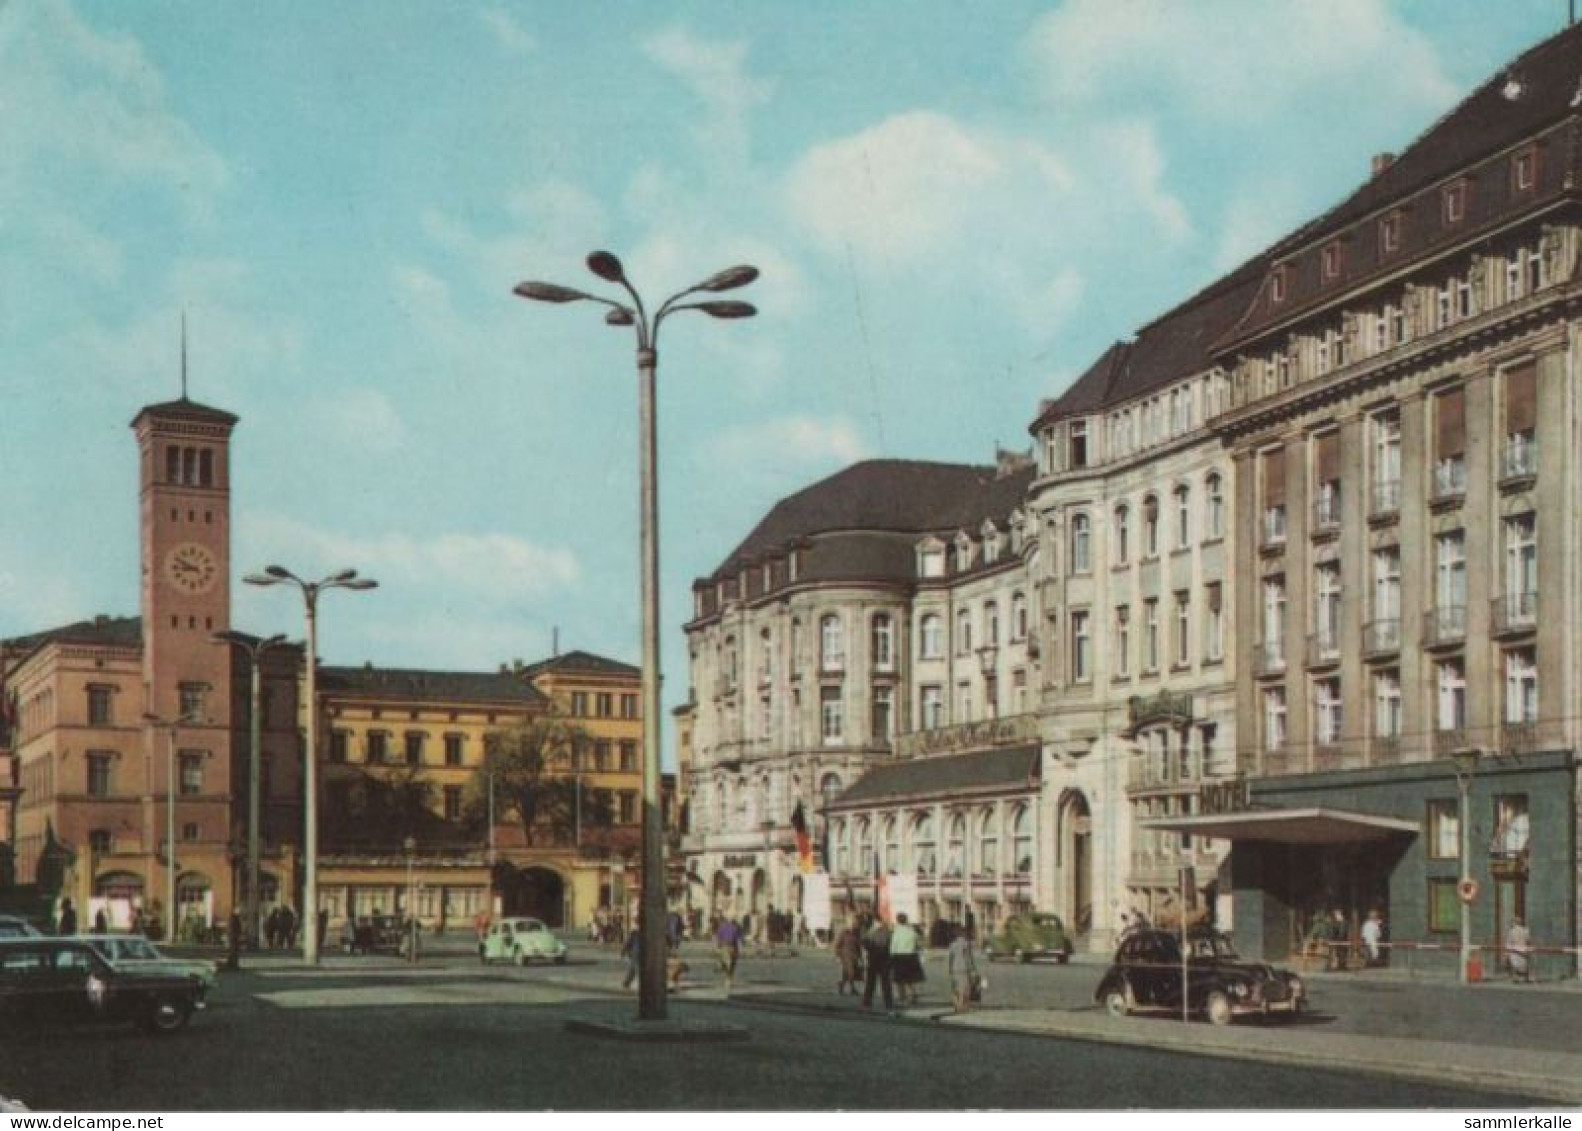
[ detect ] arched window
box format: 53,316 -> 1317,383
984,602 -> 999,646
832,818 -> 849,876
1011,804 -> 1033,874
1070,513 -> 1091,573
1174,485 -> 1191,549
882,815 -> 900,873
920,614 -> 943,659
945,813 -> 966,877
856,818 -> 874,875
1113,504 -> 1130,565
956,608 -> 973,655
976,809 -> 999,876
1143,496 -> 1160,558
1205,474 -> 1224,540
758,628 -> 773,683
820,614 -> 844,671
871,614 -> 894,670
912,812 -> 936,876
1010,593 -> 1028,642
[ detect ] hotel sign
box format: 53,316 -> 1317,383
894,713 -> 1039,759
1199,777 -> 1249,815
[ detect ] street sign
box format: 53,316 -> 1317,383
1457,877 -> 1480,904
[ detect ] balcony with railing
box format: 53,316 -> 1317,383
1499,719 -> 1546,754
1371,478 -> 1401,520
1491,591 -> 1537,637
1431,457 -> 1466,505
1262,505 -> 1288,549
1422,605 -> 1466,649
1363,617 -> 1400,659
1312,490 -> 1341,537
1260,744 -> 1297,777
1370,734 -> 1403,764
1499,433 -> 1538,486
1253,638 -> 1286,678
1313,742 -> 1362,773
1431,727 -> 1469,757
1306,631 -> 1340,669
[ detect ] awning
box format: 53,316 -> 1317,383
1141,807 -> 1419,845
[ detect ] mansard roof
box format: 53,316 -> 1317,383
318,664 -> 549,708
517,650 -> 639,679
1,615 -> 143,659
706,459 -> 1034,582
827,744 -> 1041,810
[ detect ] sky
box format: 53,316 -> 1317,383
0,0 -> 1571,752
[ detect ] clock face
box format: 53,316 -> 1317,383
165,542 -> 219,595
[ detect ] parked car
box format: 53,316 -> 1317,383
983,912 -> 1074,964
340,915 -> 411,956
0,938 -> 206,1033
1095,928 -> 1307,1025
83,934 -> 218,988
479,917 -> 568,966
0,916 -> 40,940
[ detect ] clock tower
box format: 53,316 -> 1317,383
132,398 -> 239,730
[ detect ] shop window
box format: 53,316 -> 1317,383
1426,798 -> 1459,860
1428,878 -> 1460,933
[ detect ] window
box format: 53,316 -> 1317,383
870,686 -> 893,742
1374,670 -> 1402,739
1204,584 -> 1224,662
331,731 -> 350,764
619,791 -> 637,824
179,752 -> 203,796
1313,430 -> 1341,528
367,732 -> 388,763
945,814 -> 966,877
1433,387 -> 1466,495
1435,531 -> 1467,623
1173,486 -> 1190,549
920,686 -> 944,730
1113,607 -> 1131,677
404,732 -> 424,767
1504,648 -> 1538,725
1493,795 -> 1530,858
1503,362 -> 1537,477
920,615 -> 943,660
1011,669 -> 1027,714
1313,678 -> 1342,745
1069,420 -> 1089,469
1011,806 -> 1032,874
819,687 -> 843,744
1379,212 -> 1401,255
1512,147 -> 1537,192
956,682 -> 972,724
882,816 -> 901,873
919,546 -> 945,578
570,692 -> 589,717
619,741 -> 637,773
1070,611 -> 1092,683
444,734 -> 463,767
88,829 -> 112,856
1173,593 -> 1191,668
594,740 -> 611,771
182,822 -> 200,843
1442,181 -> 1467,226
1070,513 -> 1091,573
956,609 -> 973,656
913,813 -> 936,876
87,753 -> 113,797
596,693 -> 613,718
1314,563 -> 1342,652
1373,547 -> 1401,640
1372,411 -> 1401,512
178,683 -> 208,722
1142,600 -> 1159,674
1503,515 -> 1537,621
444,786 -> 463,822
976,810 -> 999,876
86,686 -> 113,726
1142,497 -> 1160,558
1261,448 -> 1286,545
1426,799 -> 1459,860
1321,241 -> 1342,281
1428,879 -> 1460,933
871,615 -> 894,671
621,694 -> 638,719
1263,688 -> 1287,750
984,602 -> 1000,647
1270,264 -> 1288,304
1010,593 -> 1028,642
1204,476 -> 1223,540
1113,505 -> 1130,564
1436,659 -> 1467,731
820,615 -> 845,671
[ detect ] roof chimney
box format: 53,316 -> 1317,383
1371,152 -> 1395,178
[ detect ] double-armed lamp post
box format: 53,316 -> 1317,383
514,251 -> 757,1021
244,566 -> 377,964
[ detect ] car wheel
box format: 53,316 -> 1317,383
554,954 -> 567,965
1057,951 -> 1071,965
1104,988 -> 1130,1019
143,998 -> 192,1034
1015,948 -> 1030,965
1205,990 -> 1233,1026
515,949 -> 528,967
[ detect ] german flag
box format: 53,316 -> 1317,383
790,802 -> 814,874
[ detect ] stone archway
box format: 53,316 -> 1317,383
710,870 -> 733,918
1058,790 -> 1093,936
501,865 -> 567,927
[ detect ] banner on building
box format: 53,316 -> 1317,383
887,873 -> 919,923
802,872 -> 831,934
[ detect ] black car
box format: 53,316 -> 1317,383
1095,928 -> 1307,1025
340,915 -> 410,956
0,938 -> 206,1034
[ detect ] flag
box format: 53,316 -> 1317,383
873,837 -> 891,925
790,802 -> 814,874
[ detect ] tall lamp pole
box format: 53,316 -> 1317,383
515,252 -> 758,1021
143,710 -> 204,943
1454,747 -> 1483,985
211,631 -> 288,947
244,566 -> 378,964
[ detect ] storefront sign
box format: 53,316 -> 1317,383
1199,777 -> 1249,815
722,853 -> 759,869
893,714 -> 1039,759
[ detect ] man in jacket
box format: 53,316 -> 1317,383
860,916 -> 894,1015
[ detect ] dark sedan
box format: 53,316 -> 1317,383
0,938 -> 206,1034
1095,928 -> 1307,1025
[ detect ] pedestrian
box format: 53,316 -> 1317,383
666,910 -> 684,951
621,922 -> 641,991
93,908 -> 108,934
834,917 -> 863,995
1327,908 -> 1349,971
281,905 -> 299,950
948,925 -> 978,1013
964,907 -> 976,943
57,899 -> 77,937
715,915 -> 742,995
889,912 -> 924,1007
317,908 -> 329,952
1361,909 -> 1384,966
1505,917 -> 1532,983
860,914 -> 895,1015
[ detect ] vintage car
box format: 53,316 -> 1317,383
479,917 -> 568,966
340,914 -> 412,956
0,916 -> 40,940
83,934 -> 218,988
1095,928 -> 1307,1025
0,938 -> 206,1034
983,912 -> 1075,964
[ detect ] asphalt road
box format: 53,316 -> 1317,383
0,945 -> 1555,1111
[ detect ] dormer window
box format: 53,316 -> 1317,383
1379,211 -> 1402,256
1442,180 -> 1467,227
1321,241 -> 1343,282
954,536 -> 974,573
1512,146 -> 1538,193
918,542 -> 945,579
983,527 -> 1001,565
1270,265 -> 1290,304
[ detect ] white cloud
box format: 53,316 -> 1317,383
478,8 -> 535,55
703,415 -> 868,470
311,387 -> 408,454
1026,0 -> 1454,122
643,27 -> 771,161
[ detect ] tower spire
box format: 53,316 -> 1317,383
180,311 -> 189,400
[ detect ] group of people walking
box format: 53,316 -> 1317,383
832,912 -> 980,1015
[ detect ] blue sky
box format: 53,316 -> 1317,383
0,0 -> 1568,740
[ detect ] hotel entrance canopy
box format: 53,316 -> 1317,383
1141,807 -> 1418,845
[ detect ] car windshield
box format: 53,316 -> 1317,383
1188,934 -> 1238,960
119,939 -> 161,960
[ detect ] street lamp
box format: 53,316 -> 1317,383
211,631 -> 288,949
403,835 -> 418,965
244,565 -> 378,964
143,710 -> 205,944
515,251 -> 758,1021
1453,746 -> 1483,985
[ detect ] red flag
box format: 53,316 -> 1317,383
790,802 -> 814,874
873,836 -> 891,924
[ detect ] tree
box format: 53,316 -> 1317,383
469,713 -> 612,847
322,766 -> 440,850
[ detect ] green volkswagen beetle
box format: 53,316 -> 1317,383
983,912 -> 1074,963
479,917 -> 568,966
